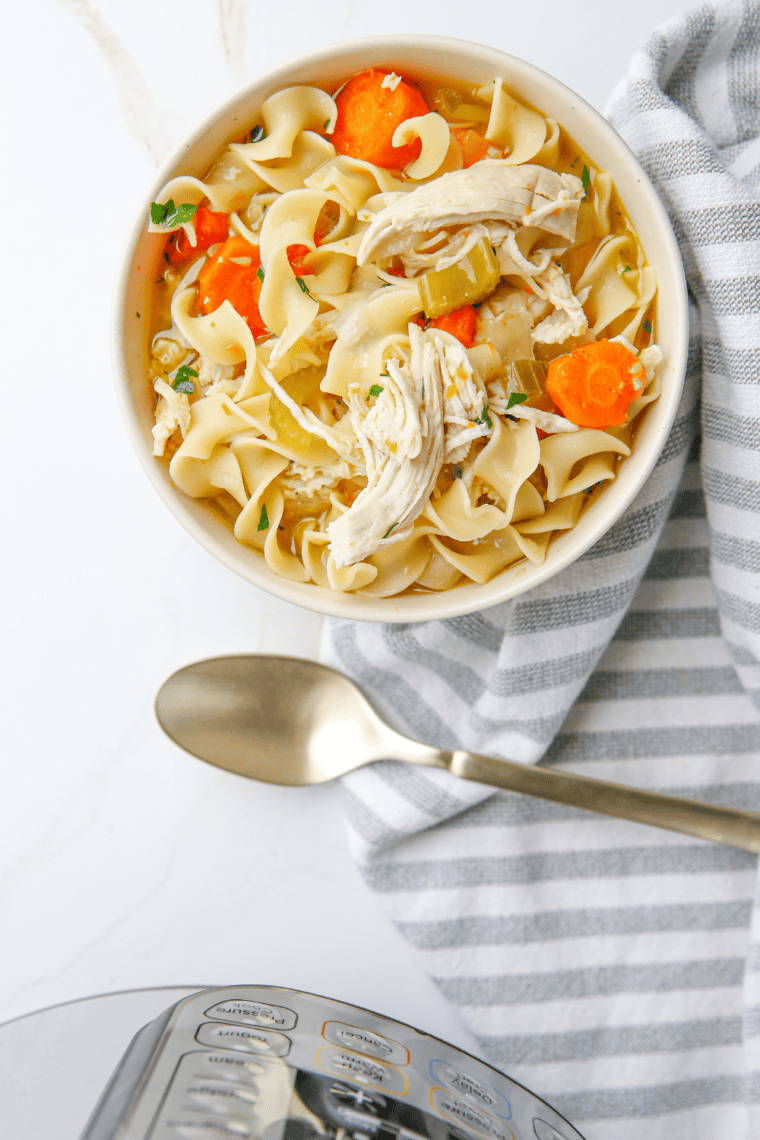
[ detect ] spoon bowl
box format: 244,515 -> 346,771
156,654 -> 760,851
154,654 -> 435,785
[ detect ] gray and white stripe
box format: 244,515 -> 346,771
322,5 -> 760,1138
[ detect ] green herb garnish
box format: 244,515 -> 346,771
172,365 -> 198,394
150,199 -> 198,228
257,265 -> 264,282
476,405 -> 493,430
369,384 -> 384,397
622,265 -> 632,274
453,467 -> 463,479
643,319 -> 652,333
295,276 -> 310,294
323,118 -> 331,131
581,166 -> 591,199
249,125 -> 265,142
383,524 -> 397,539
257,504 -> 270,532
506,392 -> 528,410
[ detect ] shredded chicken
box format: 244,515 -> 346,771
531,262 -> 590,344
358,162 -> 584,263
439,337 -> 490,462
152,377 -> 191,456
327,324 -> 445,567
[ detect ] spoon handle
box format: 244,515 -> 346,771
448,750 -> 760,851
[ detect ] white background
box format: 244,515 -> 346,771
1,0 -> 690,1091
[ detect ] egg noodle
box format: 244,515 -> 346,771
146,70 -> 661,597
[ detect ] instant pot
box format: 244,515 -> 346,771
80,986 -> 582,1140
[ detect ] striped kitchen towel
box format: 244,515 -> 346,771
321,4 -> 760,1138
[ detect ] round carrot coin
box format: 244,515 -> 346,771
546,339 -> 646,428
331,68 -> 429,170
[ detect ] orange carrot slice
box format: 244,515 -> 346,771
416,305 -> 478,348
434,305 -> 479,347
452,128 -> 492,168
166,206 -> 229,263
545,339 -> 646,428
331,68 -> 429,170
286,244 -> 312,274
198,235 -> 268,340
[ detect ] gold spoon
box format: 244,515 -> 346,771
155,655 -> 760,852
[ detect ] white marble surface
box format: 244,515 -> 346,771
1,0 -> 691,1118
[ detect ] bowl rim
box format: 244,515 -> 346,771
112,33 -> 689,623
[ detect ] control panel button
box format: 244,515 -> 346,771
190,1052 -> 266,1084
186,1081 -> 257,1114
533,1120 -> 573,1140
322,1022 -> 409,1066
429,1061 -> 512,1119
431,1088 -> 515,1140
169,1118 -> 253,1137
205,1000 -> 297,1030
196,1023 -> 291,1057
316,1046 -> 408,1094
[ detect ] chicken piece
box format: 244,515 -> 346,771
152,377 -> 191,456
531,261 -> 590,344
357,162 -> 584,264
327,324 -> 444,568
439,336 -> 491,463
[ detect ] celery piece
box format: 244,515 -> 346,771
418,236 -> 500,318
509,359 -> 548,398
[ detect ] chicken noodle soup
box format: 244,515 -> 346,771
146,68 -> 661,597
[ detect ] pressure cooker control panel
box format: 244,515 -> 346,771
80,986 -> 583,1140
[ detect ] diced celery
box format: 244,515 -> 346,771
509,359 -> 548,398
418,236 -> 500,318
269,368 -> 338,464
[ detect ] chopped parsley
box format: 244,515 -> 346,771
383,523 -> 397,539
506,392 -> 528,410
475,405 -> 493,430
453,467 -> 463,479
150,199 -> 198,228
256,265 -> 264,282
368,384 -> 384,397
622,265 -> 632,274
172,365 -> 198,394
249,125 -> 265,142
295,276 -> 310,294
323,118 -> 331,131
643,319 -> 652,333
257,504 -> 270,532
581,165 -> 591,199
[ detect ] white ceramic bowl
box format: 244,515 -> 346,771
113,35 -> 688,623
